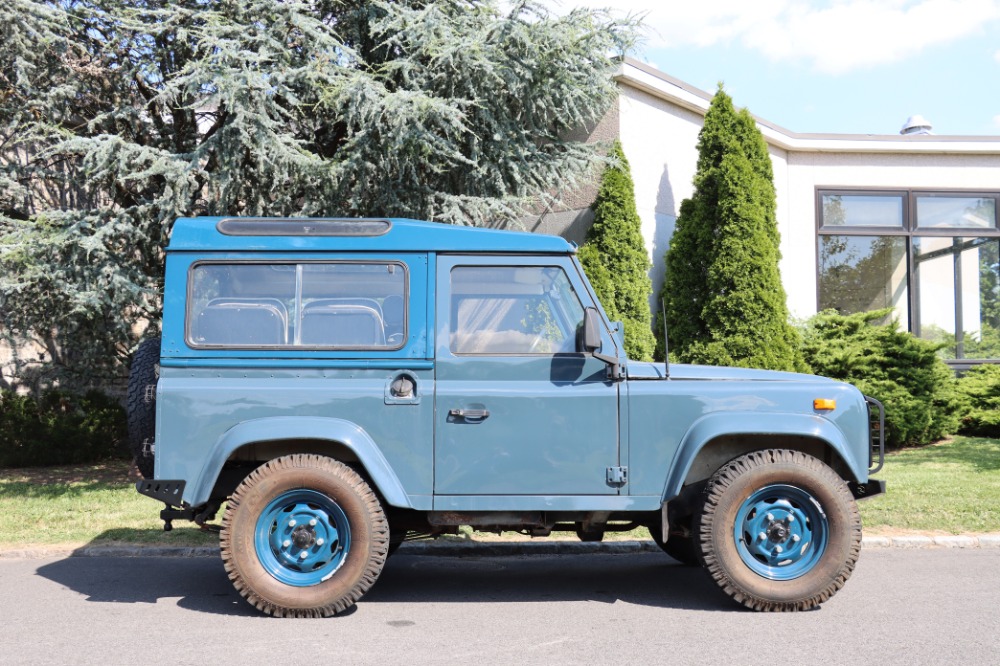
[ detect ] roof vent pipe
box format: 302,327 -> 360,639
900,115 -> 933,135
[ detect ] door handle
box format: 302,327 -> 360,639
449,408 -> 490,421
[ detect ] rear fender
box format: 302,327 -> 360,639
187,416 -> 411,509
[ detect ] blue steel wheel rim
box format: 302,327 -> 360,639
733,484 -> 828,581
254,489 -> 351,587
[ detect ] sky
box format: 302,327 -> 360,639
564,0 -> 1000,136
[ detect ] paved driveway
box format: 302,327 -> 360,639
1,549 -> 997,665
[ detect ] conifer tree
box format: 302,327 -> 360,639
579,141 -> 655,361
660,86 -> 804,371
0,0 -> 637,388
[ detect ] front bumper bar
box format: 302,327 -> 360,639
865,395 -> 885,475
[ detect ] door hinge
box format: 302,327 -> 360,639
606,466 -> 628,489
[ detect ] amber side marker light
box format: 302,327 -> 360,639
813,398 -> 837,411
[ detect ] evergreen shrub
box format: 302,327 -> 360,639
956,364 -> 1000,437
0,389 -> 127,467
800,309 -> 965,449
579,141 -> 656,361
660,86 -> 803,371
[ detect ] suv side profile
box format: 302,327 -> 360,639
131,216 -> 885,617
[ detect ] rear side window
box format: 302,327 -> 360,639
187,262 -> 406,349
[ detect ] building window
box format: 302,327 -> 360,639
817,190 -> 1000,363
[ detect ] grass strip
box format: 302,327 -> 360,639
0,436 -> 997,550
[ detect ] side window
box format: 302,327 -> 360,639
450,266 -> 585,355
187,262 -> 406,349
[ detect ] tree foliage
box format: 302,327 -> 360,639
578,141 -> 655,361
659,86 -> 803,371
801,309 -> 964,449
0,0 -> 637,388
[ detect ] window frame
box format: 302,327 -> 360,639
816,187 -> 1000,365
447,263 -> 588,357
185,259 -> 409,351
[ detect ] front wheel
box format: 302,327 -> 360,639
697,450 -> 861,612
220,454 -> 389,617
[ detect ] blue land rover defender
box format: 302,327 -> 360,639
130,216 -> 885,617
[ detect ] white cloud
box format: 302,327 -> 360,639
566,1 -> 1000,75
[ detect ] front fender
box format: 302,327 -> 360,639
662,411 -> 863,502
187,416 -> 412,509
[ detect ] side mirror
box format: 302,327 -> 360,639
579,307 -> 623,381
580,307 -> 602,352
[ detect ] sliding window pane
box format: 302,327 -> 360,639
916,196 -> 996,229
914,237 -> 1000,359
821,194 -> 904,228
818,236 -> 908,322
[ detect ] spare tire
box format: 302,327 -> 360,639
126,338 -> 160,479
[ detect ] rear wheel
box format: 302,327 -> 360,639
126,338 -> 160,479
220,454 -> 389,617
697,449 -> 861,611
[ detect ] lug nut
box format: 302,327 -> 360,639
282,540 -> 291,548
758,532 -> 767,541
299,551 -> 308,559
787,514 -> 795,523
766,513 -> 774,522
775,545 -> 783,554
792,535 -> 801,543
316,538 -> 325,546
289,519 -> 297,527
309,518 -> 317,527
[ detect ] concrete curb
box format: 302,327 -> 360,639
3,534 -> 1000,559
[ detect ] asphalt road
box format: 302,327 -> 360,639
1,549 -> 997,666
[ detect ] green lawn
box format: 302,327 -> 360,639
0,460 -> 217,549
0,437 -> 997,550
859,436 -> 1000,534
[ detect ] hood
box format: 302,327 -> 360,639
626,361 -> 838,383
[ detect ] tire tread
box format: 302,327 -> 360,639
220,454 -> 389,618
698,449 -> 862,612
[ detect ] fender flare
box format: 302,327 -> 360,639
661,412 -> 863,502
187,416 -> 412,509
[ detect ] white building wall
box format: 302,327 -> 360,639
616,84 -> 702,304
783,151 -> 1000,319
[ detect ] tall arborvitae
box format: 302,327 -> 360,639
0,0 -> 637,388
579,141 -> 656,361
660,86 -> 804,371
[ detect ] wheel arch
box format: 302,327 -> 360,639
662,412 -> 862,504
189,416 -> 412,510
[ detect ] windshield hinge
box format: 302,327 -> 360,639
606,466 -> 628,489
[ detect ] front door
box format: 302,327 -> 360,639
433,256 -> 620,496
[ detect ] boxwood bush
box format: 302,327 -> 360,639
0,389 -> 127,467
956,364 -> 1000,437
801,309 -> 965,449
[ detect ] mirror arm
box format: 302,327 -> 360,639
593,350 -> 622,381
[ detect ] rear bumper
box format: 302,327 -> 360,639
136,479 -> 186,507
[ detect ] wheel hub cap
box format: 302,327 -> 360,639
254,489 -> 351,587
291,525 -> 316,549
734,484 -> 829,581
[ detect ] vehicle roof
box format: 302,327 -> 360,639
166,217 -> 576,254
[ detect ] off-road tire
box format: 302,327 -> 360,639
220,454 -> 389,618
126,338 -> 160,479
697,449 -> 861,612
